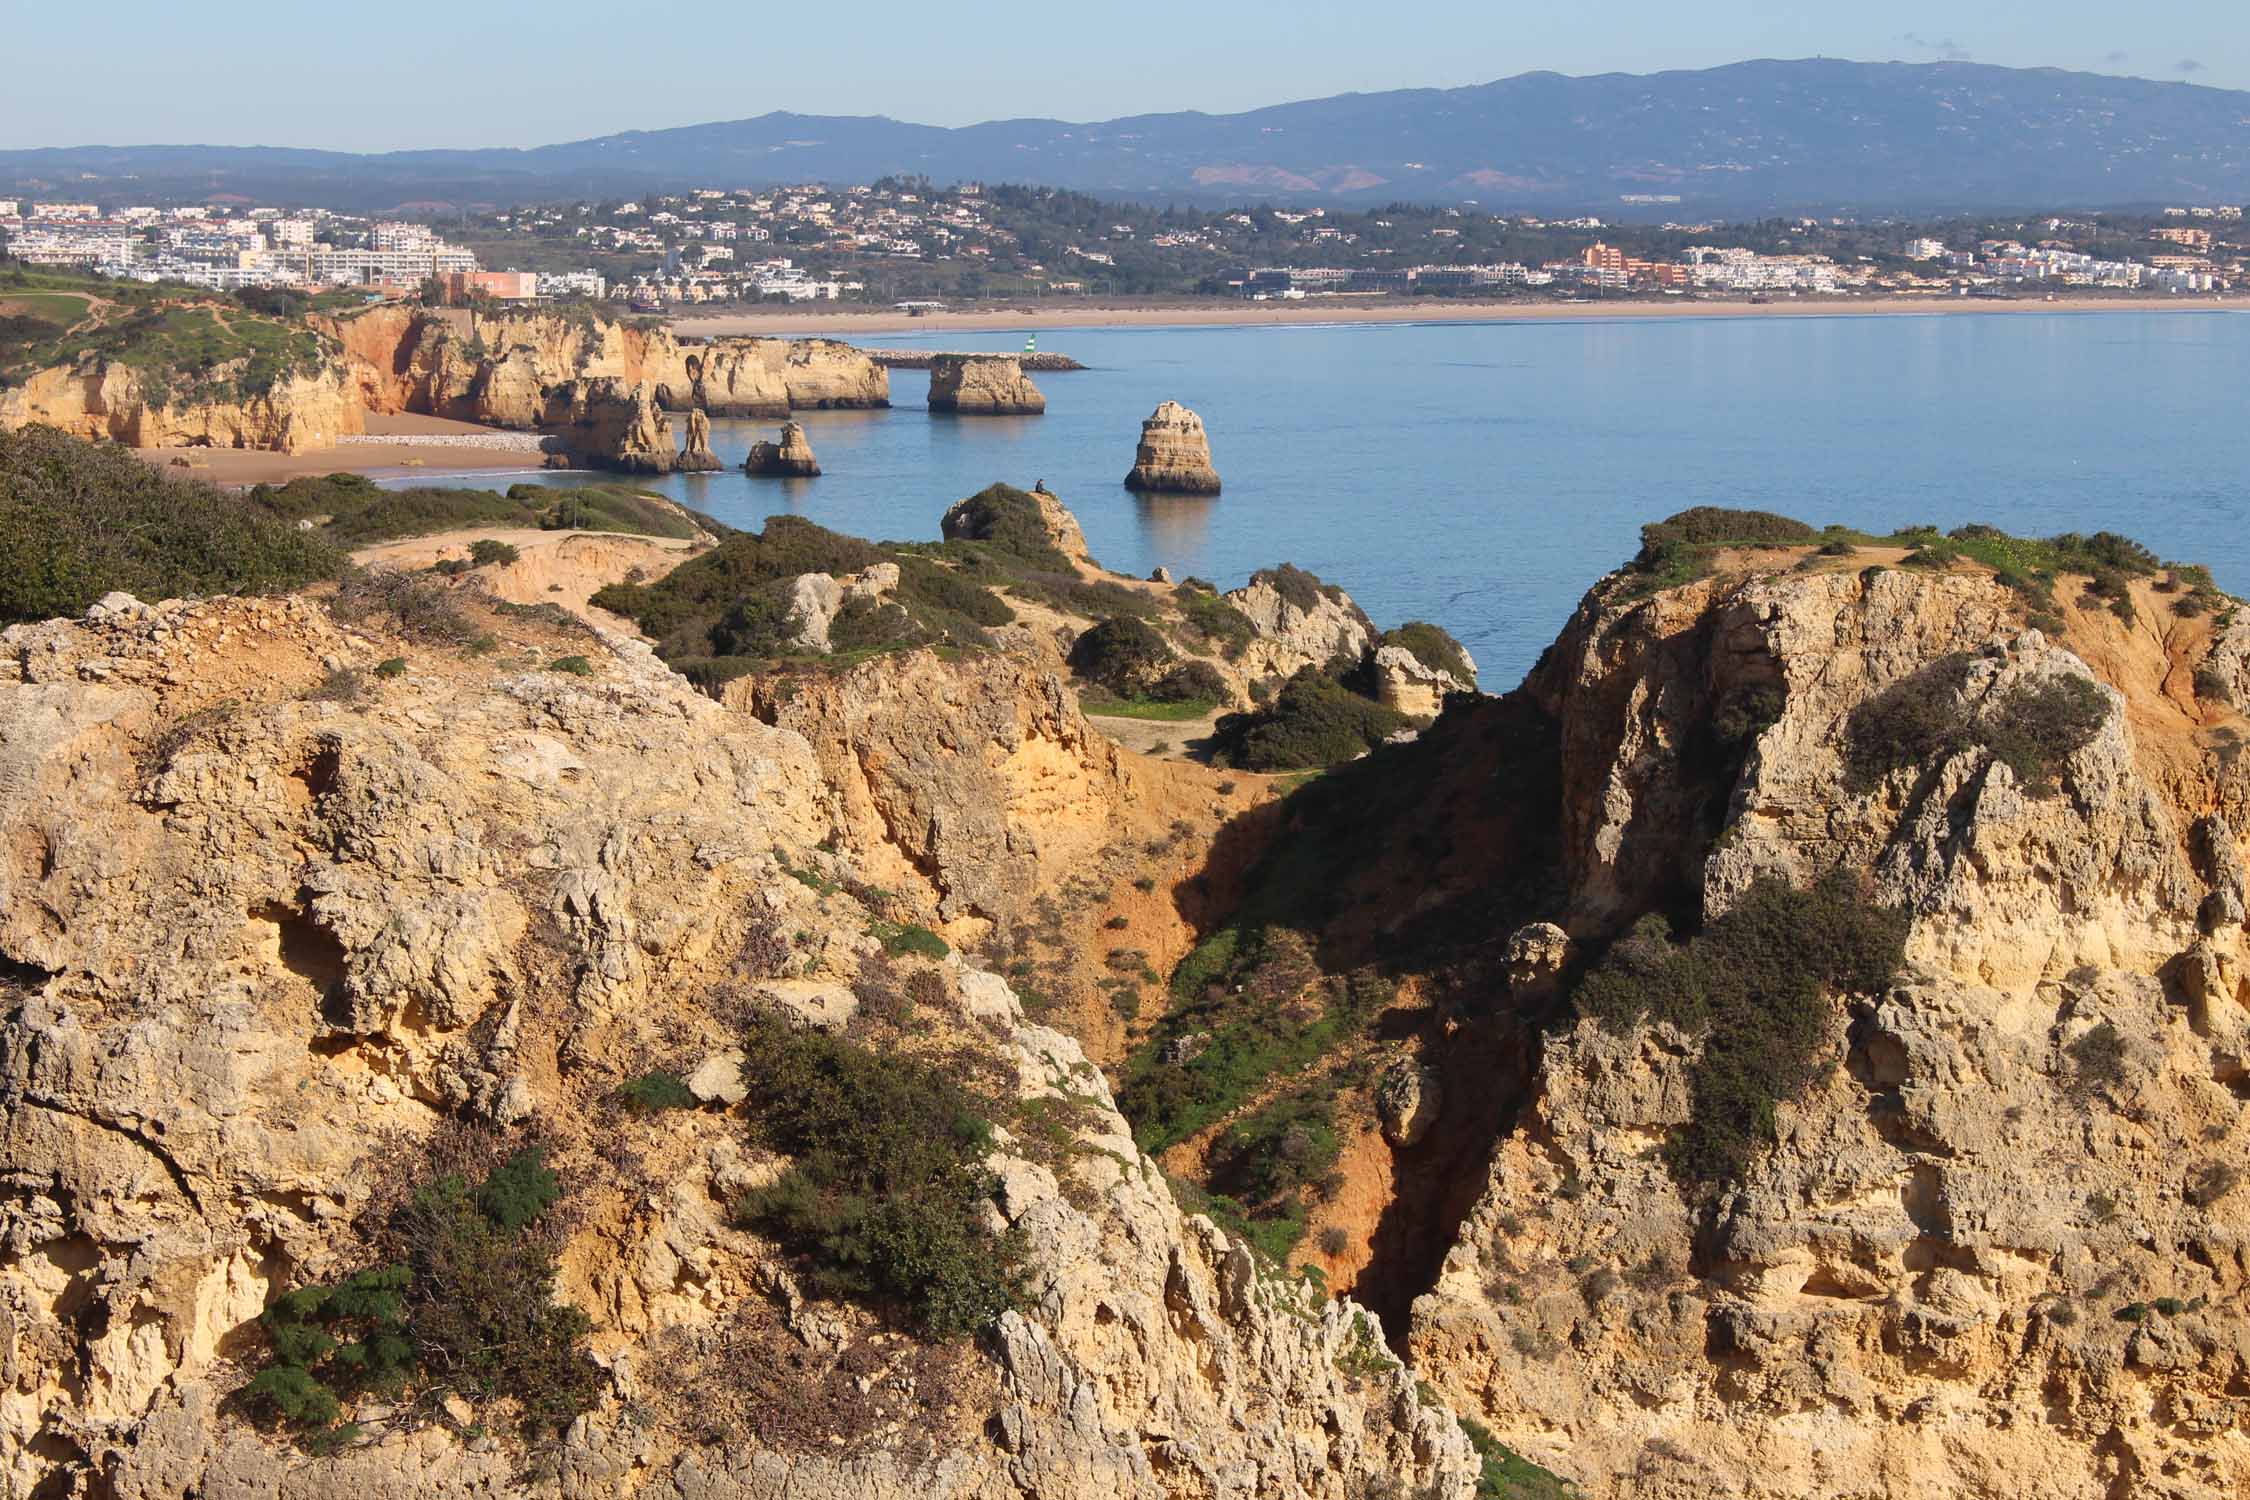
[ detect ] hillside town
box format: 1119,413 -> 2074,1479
2,182 -> 2240,309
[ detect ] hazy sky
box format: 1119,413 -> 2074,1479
2,0 -> 2241,151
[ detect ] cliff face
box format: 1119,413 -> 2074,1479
1403,558 -> 2250,1499
0,353 -> 365,453
0,592 -> 1471,1499
541,377 -> 678,472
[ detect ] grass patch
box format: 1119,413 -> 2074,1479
1080,695 -> 1217,721
1462,1417 -> 1579,1499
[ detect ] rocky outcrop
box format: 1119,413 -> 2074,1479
541,376 -> 675,473
0,353 -> 364,453
941,482 -> 1090,567
727,651 -> 1134,934
677,407 -> 723,470
1372,642 -> 1477,719
0,592 -> 1473,1500
1404,562 -> 2250,1499
744,419 -> 821,476
928,355 -> 1046,415
1225,568 -> 1377,684
1123,401 -> 1220,494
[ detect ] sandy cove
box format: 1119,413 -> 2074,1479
680,292 -> 2246,339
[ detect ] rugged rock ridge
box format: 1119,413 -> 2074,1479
927,356 -> 1046,416
1405,560 -> 2250,1499
0,347 -> 364,453
0,592 -> 1471,1499
1124,402 -> 1220,495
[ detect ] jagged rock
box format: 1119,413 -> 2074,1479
1376,1060 -> 1443,1148
1149,566 -> 1173,584
1123,401 -> 1220,494
776,564 -> 898,653
0,594 -> 1472,1500
1505,921 -> 1571,999
1372,641 -> 1477,718
1225,568 -> 1376,683
1407,561 -> 2250,1500
541,376 -> 675,473
928,355 -> 1045,415
743,419 -> 821,476
676,407 -> 723,471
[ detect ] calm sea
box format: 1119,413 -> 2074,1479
382,311 -> 2250,688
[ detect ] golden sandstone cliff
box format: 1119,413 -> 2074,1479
0,302 -> 887,464
0,586 -> 1470,1499
1401,557 -> 2250,1499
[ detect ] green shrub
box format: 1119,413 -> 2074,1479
1174,585 -> 1256,657
1069,615 -> 1177,696
547,655 -> 595,676
373,657 -> 407,679
1210,1090 -> 1340,1216
871,920 -> 950,960
1573,873 -> 1908,1190
1846,655 -> 2109,794
469,538 -> 520,568
0,425 -> 343,624
1461,1416 -> 1578,1498
248,1146 -> 595,1440
732,1016 -> 1023,1339
1209,668 -> 1410,771
617,1071 -> 698,1114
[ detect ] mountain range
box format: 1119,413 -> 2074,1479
7,59 -> 2250,216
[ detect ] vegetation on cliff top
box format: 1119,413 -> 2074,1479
1209,664 -> 1412,771
0,425 -> 343,625
1376,620 -> 1476,685
245,472 -> 716,545
1845,652 -> 2113,794
937,481 -> 1075,571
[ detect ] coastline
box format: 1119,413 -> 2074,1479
679,293 -> 2245,339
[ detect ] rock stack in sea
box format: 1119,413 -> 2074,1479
676,408 -> 723,471
743,419 -> 821,477
1124,400 -> 1221,493
927,354 -> 1046,415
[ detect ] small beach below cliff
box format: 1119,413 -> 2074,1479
679,292 -> 2244,339
134,412 -> 552,485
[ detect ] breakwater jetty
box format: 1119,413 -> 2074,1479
866,348 -> 1086,372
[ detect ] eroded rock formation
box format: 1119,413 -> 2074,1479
744,420 -> 821,476
677,407 -> 723,471
928,355 -> 1046,415
0,353 -> 364,453
0,591 -> 1472,1499
541,376 -> 675,472
1403,562 -> 2250,1499
1124,401 -> 1220,494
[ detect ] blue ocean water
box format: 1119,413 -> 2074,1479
387,311 -> 2250,688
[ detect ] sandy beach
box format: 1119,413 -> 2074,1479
679,292 -> 2244,339
135,411 -> 553,486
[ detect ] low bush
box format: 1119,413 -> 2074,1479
1,425 -> 343,624
547,655 -> 595,676
871,920 -> 950,960
1209,1089 -> 1340,1215
247,1144 -> 596,1441
1069,615 -> 1177,696
1209,667 -> 1410,771
469,538 -> 520,568
1376,621 -> 1476,685
936,482 -> 1073,570
1460,1416 -> 1578,1499
327,566 -> 479,645
732,1015 -> 1023,1339
616,1071 -> 698,1113
1573,872 -> 1908,1190
1173,585 -> 1256,657
1846,655 -> 2108,794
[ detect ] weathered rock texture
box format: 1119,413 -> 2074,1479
0,355 -> 364,453
676,407 -> 723,471
1373,642 -> 1478,719
1224,570 -> 1377,685
540,377 -> 676,472
743,420 -> 820,476
940,484 -> 1090,568
1406,561 -> 2250,1499
927,356 -> 1046,416
0,592 -> 1472,1499
1123,402 -> 1220,494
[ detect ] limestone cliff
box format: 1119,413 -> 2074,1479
0,590 -> 1473,1499
1399,557 -> 2250,1498
0,349 -> 364,453
540,377 -> 676,473
1124,402 -> 1220,495
928,356 -> 1046,416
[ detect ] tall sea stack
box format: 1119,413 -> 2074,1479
1124,400 -> 1221,494
676,408 -> 723,471
927,355 -> 1045,415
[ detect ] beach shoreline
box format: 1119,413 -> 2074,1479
678,293 -> 2245,340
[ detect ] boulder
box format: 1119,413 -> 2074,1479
676,408 -> 723,471
744,420 -> 820,477
1124,400 -> 1221,493
928,355 -> 1045,415
1376,1060 -> 1443,1148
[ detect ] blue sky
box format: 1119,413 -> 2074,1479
2,0 -> 2240,150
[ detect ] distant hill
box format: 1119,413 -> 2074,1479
8,59 -> 2250,215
